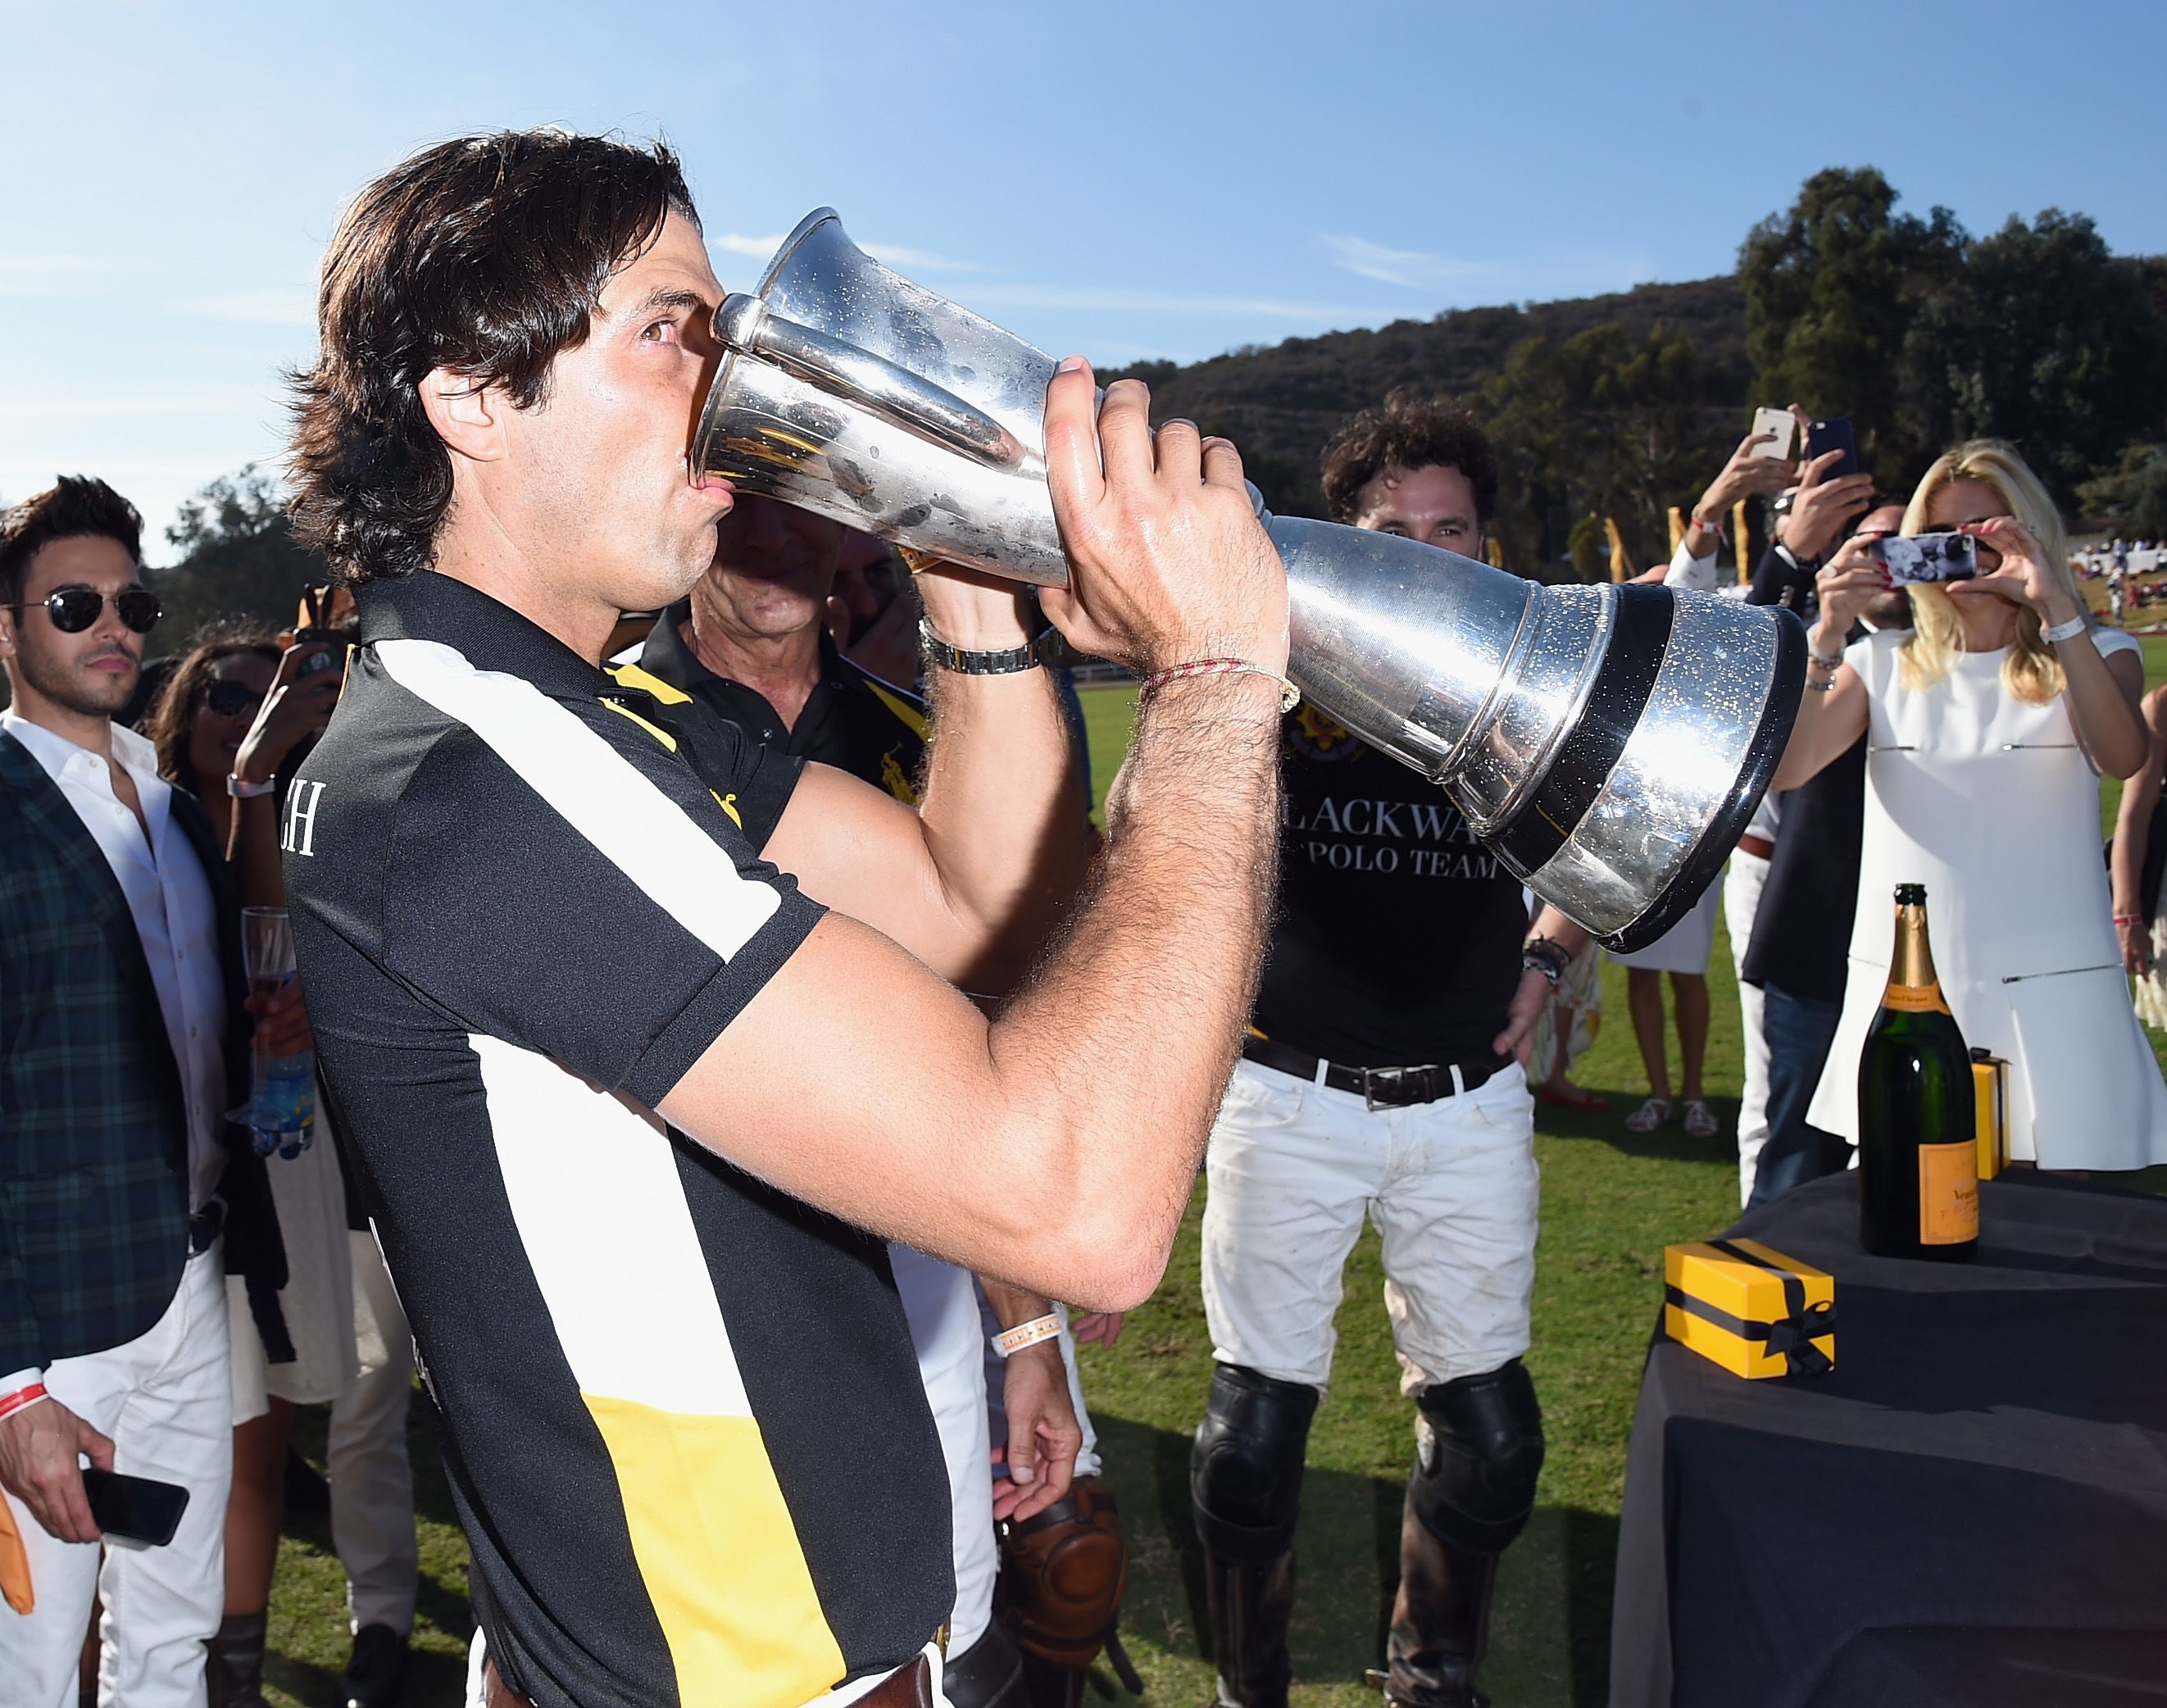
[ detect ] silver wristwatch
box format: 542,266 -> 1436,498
918,620 -> 1059,675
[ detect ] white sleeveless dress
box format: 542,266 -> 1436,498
1806,628 -> 2167,1170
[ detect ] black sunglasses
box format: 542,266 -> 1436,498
16,584 -> 163,635
202,680 -> 265,719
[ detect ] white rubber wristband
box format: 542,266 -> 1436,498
227,774 -> 278,799
991,1314 -> 1062,1358
2040,613 -> 2087,645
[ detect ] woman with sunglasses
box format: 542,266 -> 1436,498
146,625 -> 374,1707
1774,438 -> 2167,1174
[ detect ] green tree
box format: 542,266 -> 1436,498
1903,211 -> 2167,498
2078,443 -> 2167,540
153,466 -> 322,649
1740,166 -> 1965,481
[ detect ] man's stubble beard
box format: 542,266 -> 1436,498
13,638 -> 138,720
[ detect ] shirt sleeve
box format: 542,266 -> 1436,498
378,721 -> 822,1109
2092,627 -> 2142,662
1664,538 -> 1719,592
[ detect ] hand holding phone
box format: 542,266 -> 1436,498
80,1467 -> 190,1547
1805,417 -> 1860,481
1750,407 -> 1797,461
1874,533 -> 1978,585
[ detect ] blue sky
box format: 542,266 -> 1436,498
3,0 -> 2161,552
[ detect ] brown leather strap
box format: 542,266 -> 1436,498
858,1654 -> 937,1708
1736,832 -> 1776,861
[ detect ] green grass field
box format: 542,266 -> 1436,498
259,653 -> 2167,1708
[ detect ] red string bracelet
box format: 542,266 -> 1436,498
1138,657 -> 1300,713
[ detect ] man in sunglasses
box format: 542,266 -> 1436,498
0,475 -> 293,1708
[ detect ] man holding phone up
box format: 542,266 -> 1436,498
0,478 -> 297,1708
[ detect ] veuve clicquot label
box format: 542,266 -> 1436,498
1856,884 -> 1979,1261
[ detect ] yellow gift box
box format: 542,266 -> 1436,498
1663,1238 -> 1835,1379
1972,1049 -> 2008,1182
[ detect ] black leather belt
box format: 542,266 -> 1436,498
1241,1036 -> 1502,1109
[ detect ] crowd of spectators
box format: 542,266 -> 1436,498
5,132 -> 2167,1708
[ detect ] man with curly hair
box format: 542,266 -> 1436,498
277,129 -> 1290,1708
1189,395 -> 1586,1708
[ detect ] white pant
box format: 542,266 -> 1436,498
889,1246 -> 998,1659
0,1247 -> 231,1708
1202,1059 -> 1539,1395
329,1230 -> 418,1635
1725,850 -> 1773,1206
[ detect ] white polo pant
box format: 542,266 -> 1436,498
0,1244 -> 231,1708
889,1245 -> 997,1658
329,1229 -> 420,1636
1725,848 -> 1773,1206
1202,1059 -> 1539,1396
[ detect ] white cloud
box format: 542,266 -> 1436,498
1318,234 -> 1498,291
709,232 -> 978,274
965,282 -> 1391,322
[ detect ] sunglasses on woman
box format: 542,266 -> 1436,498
16,584 -> 164,635
202,680 -> 266,719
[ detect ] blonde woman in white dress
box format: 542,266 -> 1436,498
1774,439 -> 2167,1171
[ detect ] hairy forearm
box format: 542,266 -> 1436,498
984,675 -> 1281,1302
1530,903 -> 1589,956
979,1275 -> 1055,1329
916,662 -> 1088,993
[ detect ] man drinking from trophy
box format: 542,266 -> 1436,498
279,127 -> 1288,1708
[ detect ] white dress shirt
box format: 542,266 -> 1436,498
3,712 -> 229,1213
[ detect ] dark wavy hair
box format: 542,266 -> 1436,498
0,475 -> 143,604
288,129 -> 699,584
143,620 -> 280,788
1319,393 -> 1499,528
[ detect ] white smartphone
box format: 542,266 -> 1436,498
1750,407 -> 1797,461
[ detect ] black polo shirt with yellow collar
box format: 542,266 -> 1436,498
629,597 -> 928,806
279,570 -> 951,1708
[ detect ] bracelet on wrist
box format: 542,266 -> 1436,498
1804,675 -> 1837,693
919,620 -> 1058,676
991,1314 -> 1062,1358
1521,935 -> 1570,989
2040,612 -> 2088,645
1808,644 -> 1846,672
1138,657 -> 1301,714
2115,914 -> 2147,928
228,773 -> 278,799
0,1381 -> 50,1423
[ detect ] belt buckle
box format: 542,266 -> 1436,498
1362,1066 -> 1409,1111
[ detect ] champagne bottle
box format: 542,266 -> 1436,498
1857,884 -> 1978,1260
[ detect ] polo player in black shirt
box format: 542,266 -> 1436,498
1188,398 -> 1589,1708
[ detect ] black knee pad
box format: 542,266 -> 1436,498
1411,1359 -> 1545,1555
1190,1363 -> 1318,1564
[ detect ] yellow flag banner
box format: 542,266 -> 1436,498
1605,517 -> 1629,583
1667,506 -> 1686,553
1733,499 -> 1751,585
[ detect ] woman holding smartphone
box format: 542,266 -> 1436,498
1773,438 -> 2167,1170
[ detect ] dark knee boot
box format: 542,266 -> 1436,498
1377,1484 -> 1496,1708
1201,1545 -> 1297,1708
205,1611 -> 271,1708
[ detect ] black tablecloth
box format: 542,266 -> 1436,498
1610,1170 -> 2167,1708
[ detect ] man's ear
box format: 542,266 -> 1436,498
419,366 -> 508,464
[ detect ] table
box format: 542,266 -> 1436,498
1610,1170 -> 2167,1707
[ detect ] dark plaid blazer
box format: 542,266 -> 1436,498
0,728 -> 288,1376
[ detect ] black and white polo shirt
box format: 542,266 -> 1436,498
282,571 -> 952,1708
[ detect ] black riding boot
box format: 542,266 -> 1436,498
1201,1546 -> 1297,1708
205,1610 -> 271,1708
1375,1486 -> 1497,1708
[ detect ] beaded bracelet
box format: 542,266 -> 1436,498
991,1314 -> 1063,1359
1138,657 -> 1301,713
2115,914 -> 2147,929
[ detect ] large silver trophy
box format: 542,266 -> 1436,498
693,210 -> 1804,950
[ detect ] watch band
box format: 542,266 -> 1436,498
919,620 -> 1056,675
227,774 -> 278,799
2040,613 -> 2087,645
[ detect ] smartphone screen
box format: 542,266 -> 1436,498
80,1468 -> 190,1547
1806,417 -> 1859,480
1874,533 -> 1978,585
1750,407 -> 1797,461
